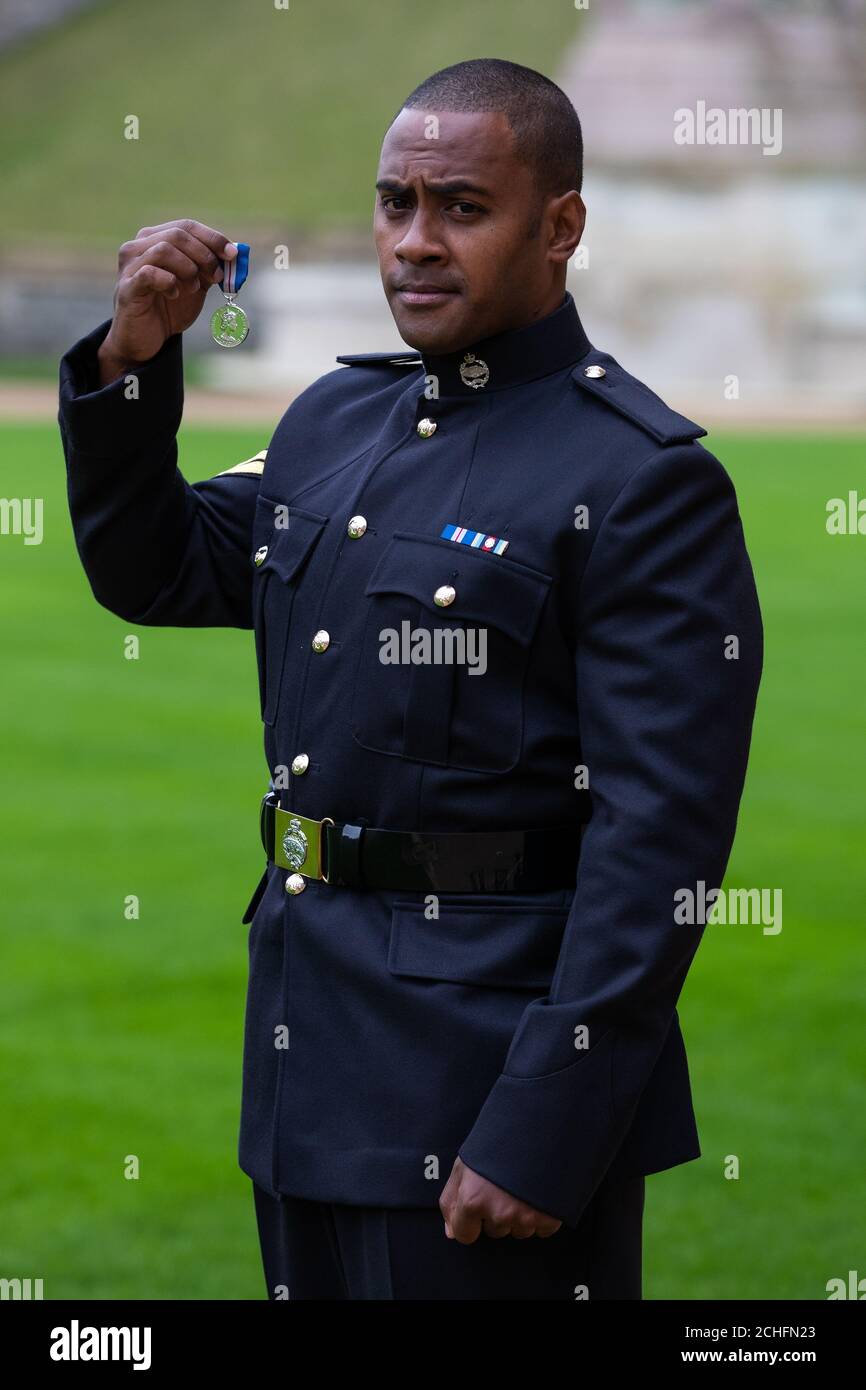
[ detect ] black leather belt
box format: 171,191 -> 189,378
259,792 -> 585,894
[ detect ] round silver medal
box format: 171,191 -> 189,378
211,298 -> 249,348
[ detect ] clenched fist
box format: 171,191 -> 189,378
97,219 -> 237,386
439,1157 -> 563,1243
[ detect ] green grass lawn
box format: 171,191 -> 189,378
0,422 -> 864,1299
0,0 -> 576,252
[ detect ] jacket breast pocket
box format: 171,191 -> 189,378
252,496 -> 328,725
388,898 -> 569,990
350,531 -> 552,773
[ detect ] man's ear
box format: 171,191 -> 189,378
548,191 -> 585,263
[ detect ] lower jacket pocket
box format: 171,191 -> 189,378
387,899 -> 569,990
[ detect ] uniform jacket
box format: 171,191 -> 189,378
58,291 -> 762,1228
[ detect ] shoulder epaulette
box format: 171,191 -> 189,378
335,352 -> 423,368
215,449 -> 267,478
572,357 -> 706,446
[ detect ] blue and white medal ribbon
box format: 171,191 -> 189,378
211,241 -> 251,347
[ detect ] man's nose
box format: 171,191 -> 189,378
394,207 -> 446,264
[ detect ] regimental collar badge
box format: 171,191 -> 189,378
459,353 -> 490,390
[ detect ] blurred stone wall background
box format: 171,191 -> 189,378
0,0 -> 863,424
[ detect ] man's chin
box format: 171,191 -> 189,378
388,294 -> 470,355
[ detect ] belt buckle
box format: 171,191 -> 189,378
274,808 -> 335,881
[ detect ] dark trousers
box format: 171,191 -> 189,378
252,1168 -> 645,1301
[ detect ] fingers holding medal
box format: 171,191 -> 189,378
119,221 -> 229,300
103,221 -> 249,371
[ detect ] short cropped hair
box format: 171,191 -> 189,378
395,58 -> 583,199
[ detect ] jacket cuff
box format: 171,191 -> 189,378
457,1027 -> 630,1229
58,318 -> 184,458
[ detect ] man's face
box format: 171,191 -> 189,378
375,108 -> 571,354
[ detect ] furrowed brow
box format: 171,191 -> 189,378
423,179 -> 493,198
375,178 -> 493,199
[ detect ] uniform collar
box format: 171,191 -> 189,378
417,290 -> 591,397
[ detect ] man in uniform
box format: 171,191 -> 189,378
58,59 -> 762,1300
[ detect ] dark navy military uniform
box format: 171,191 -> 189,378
58,291 -> 762,1299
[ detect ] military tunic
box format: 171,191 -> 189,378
58,291 -> 762,1229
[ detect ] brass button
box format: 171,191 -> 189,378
285,873 -> 306,895
347,515 -> 367,539
291,753 -> 310,775
311,630 -> 330,653
584,365 -> 606,379
417,418 -> 437,438
253,545 -> 269,566
434,584 -> 456,607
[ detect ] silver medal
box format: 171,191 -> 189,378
211,296 -> 249,348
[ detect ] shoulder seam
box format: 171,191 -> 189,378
578,438 -> 713,599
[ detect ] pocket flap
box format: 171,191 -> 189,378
365,532 -> 552,646
254,497 -> 328,584
388,899 -> 568,989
